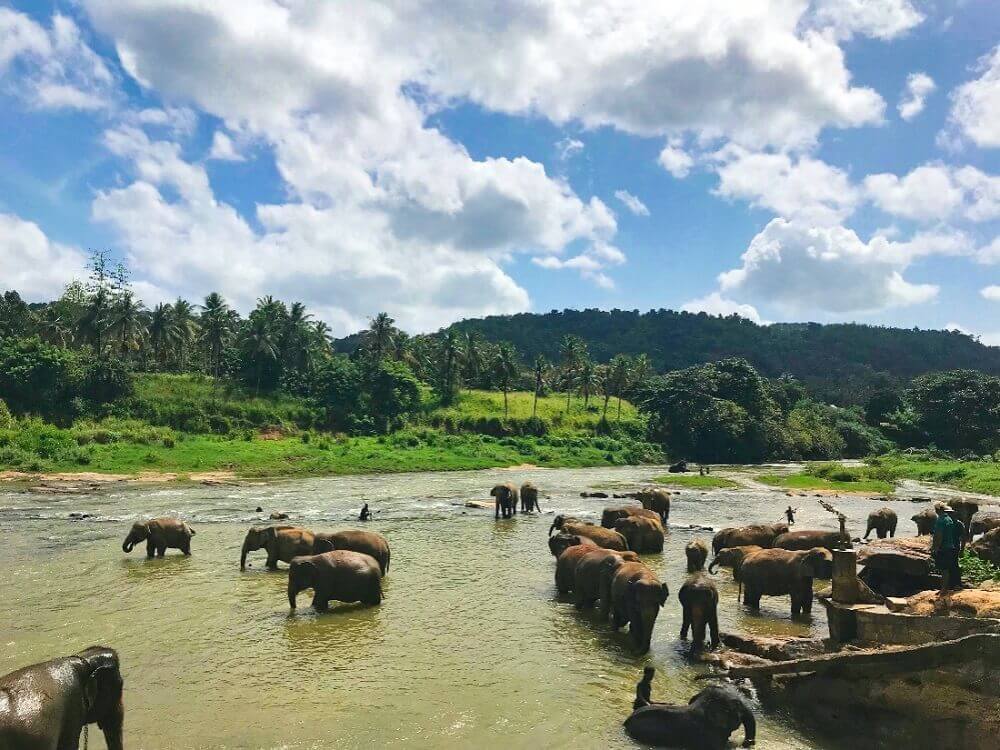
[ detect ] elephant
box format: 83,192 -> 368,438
520,482 -> 541,512
548,532 -> 597,558
601,505 -> 660,529
624,673 -> 756,750
549,515 -> 628,551
679,572 -> 720,649
635,488 -> 671,524
668,460 -> 689,474
685,539 -> 709,573
864,507 -> 898,539
614,515 -> 665,553
573,548 -> 640,614
287,550 -> 383,610
555,543 -> 600,594
711,523 -> 788,554
972,511 -> 1000,537
708,545 -> 763,575
0,646 -> 124,750
491,483 -> 519,519
738,547 -> 829,616
912,508 -> 937,536
773,529 -> 850,552
313,530 -> 391,575
950,498 -> 980,542
240,525 -> 314,570
122,517 -> 195,557
610,561 -> 669,653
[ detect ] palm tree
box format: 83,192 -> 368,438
77,285 -> 110,353
631,353 -> 652,392
37,308 -> 71,347
532,355 -> 549,417
462,330 -> 485,385
147,303 -> 175,368
597,364 -> 614,418
559,335 -> 586,412
200,292 -> 232,377
577,358 -> 598,408
438,329 -> 464,404
609,354 -> 632,420
364,312 -> 397,362
494,342 -> 520,418
112,291 -> 146,357
171,298 -> 200,371
281,301 -> 313,373
244,314 -> 279,395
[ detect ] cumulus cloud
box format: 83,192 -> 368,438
809,0 -> 924,40
208,131 -> 244,162
864,164 -> 1000,222
977,237 -> 1000,265
898,72 -> 935,120
982,286 -> 1000,302
0,9 -> 115,111
658,141 -> 694,178
614,190 -> 649,217
717,218 -> 941,316
681,292 -> 762,323
0,212 -> 88,299
948,45 -> 1000,149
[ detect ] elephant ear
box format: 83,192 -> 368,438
315,537 -> 335,553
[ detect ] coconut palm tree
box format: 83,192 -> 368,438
281,301 -> 314,373
577,358 -> 598,408
112,291 -> 146,358
364,312 -> 397,362
37,308 -> 71,347
171,298 -> 200,371
438,329 -> 464,404
532,354 -> 549,417
610,354 -> 632,420
147,303 -> 175,369
559,335 -> 586,412
494,342 -> 520,418
200,292 -> 232,377
243,314 -> 279,395
462,330 -> 485,385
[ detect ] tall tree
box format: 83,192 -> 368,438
200,292 -> 232,377
364,312 -> 397,363
243,314 -> 279,395
147,303 -> 176,369
112,291 -> 145,358
577,358 -> 597,408
532,354 -> 549,417
494,342 -> 520,418
78,251 -> 113,353
171,298 -> 200,371
609,354 -> 632,420
438,329 -> 464,404
559,335 -> 586,412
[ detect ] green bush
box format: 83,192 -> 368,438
0,399 -> 12,430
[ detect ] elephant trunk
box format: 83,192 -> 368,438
122,539 -> 134,553
288,581 -> 298,609
548,521 -> 558,537
708,557 -> 719,574
98,698 -> 125,750
240,540 -> 251,571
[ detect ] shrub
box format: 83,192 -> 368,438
0,399 -> 12,430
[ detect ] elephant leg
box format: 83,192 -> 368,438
157,545 -> 166,557
708,610 -> 720,648
266,553 -> 279,570
146,540 -> 155,558
611,607 -> 626,631
745,589 -> 760,610
692,619 -> 706,648
495,500 -> 500,519
181,540 -> 191,555
680,606 -> 691,640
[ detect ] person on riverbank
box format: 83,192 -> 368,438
932,502 -> 965,593
359,503 -> 371,522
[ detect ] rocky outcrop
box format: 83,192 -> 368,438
857,536 -> 935,597
970,527 -> 1000,566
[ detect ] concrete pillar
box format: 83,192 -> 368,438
832,549 -> 860,604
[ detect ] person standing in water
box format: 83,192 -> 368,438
359,502 -> 371,522
784,506 -> 798,525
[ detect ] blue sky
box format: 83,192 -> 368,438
1,1 -> 998,340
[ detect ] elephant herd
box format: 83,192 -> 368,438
490,481 -> 541,518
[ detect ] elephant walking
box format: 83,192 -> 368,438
573,548 -> 639,615
635,488 -> 670,524
491,483 -> 519,519
313,529 -> 391,575
610,562 -> 669,653
739,547 -> 829,617
288,551 -> 383,610
864,507 -> 898,539
0,646 -> 124,750
122,517 -> 195,557
520,482 -> 541,512
685,540 -> 709,573
240,525 -> 314,570
679,573 -> 720,649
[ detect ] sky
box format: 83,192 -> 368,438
1,1 -> 999,340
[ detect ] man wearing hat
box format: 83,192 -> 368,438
931,502 -> 965,593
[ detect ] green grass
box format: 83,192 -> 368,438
960,551 -> 1000,585
652,474 -> 737,489
756,472 -> 894,494
866,454 -> 1000,496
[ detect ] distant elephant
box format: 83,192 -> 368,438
773,528 -> 850,552
635,488 -> 671,524
548,532 -> 597,558
520,482 -> 541,512
549,515 -> 628,551
972,511 -> 1000,537
122,517 -> 195,557
711,523 -> 788,554
624,675 -> 756,750
614,515 -> 665,553
685,539 -> 709,573
739,547 -> 829,616
601,505 -> 661,528
610,561 -> 669,653
679,572 -> 720,649
668,460 -> 689,474
240,525 -> 314,570
912,508 -> 936,536
314,529 -> 391,575
555,544 -> 600,594
287,550 -> 383,610
864,507 -> 898,539
573,548 -> 640,615
708,545 -> 763,575
491,483 -> 519,519
0,646 -> 124,750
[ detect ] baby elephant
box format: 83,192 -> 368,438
122,517 -> 195,557
288,550 -> 383,611
685,539 -> 709,573
679,572 -> 720,649
864,507 -> 898,539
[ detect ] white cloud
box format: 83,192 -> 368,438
556,137 -> 584,161
681,292 -> 762,323
718,218 -> 940,315
0,212 -> 88,299
0,9 -> 115,111
977,237 -> 1000,265
809,0 -> 924,40
864,164 -> 1000,222
614,190 -> 649,217
898,72 -> 935,120
982,286 -> 1000,302
658,142 -> 694,179
714,148 -> 858,225
208,131 -> 244,162
948,45 -> 1000,149
943,322 -> 970,335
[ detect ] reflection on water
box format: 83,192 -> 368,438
0,465 -> 894,749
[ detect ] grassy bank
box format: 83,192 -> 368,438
652,474 -> 737,489
756,472 -> 894,494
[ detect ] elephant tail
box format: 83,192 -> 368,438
386,547 -> 391,574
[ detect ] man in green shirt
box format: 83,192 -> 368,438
931,502 -> 966,593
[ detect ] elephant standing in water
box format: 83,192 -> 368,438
739,547 -> 829,616
708,545 -> 763,575
610,562 -> 669,653
491,483 -> 519,519
122,516 -> 195,557
685,540 -> 709,572
624,669 -> 756,749
0,646 -> 124,750
548,532 -> 597,558
614,515 -> 665,553
773,528 -> 850,552
520,482 -> 541,512
313,530 -> 391,575
679,573 -> 720,649
573,548 -> 639,614
288,551 -> 383,610
240,525 -> 314,570
636,488 -> 671,524
549,515 -> 628,551
601,506 -> 660,528
711,523 -> 788,554
864,507 -> 898,539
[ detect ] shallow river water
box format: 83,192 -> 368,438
0,466 -> 926,749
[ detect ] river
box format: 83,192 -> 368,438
0,465 -> 927,749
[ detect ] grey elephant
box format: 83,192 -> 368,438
491,483 -> 519,519
549,515 -> 628,551
0,646 -> 124,750
610,561 -> 669,653
708,545 -> 763,575
972,511 -> 1000,537
739,547 -> 829,616
601,505 -> 660,528
520,482 -> 541,512
625,670 -> 756,749
685,539 -> 709,573
548,532 -> 597,558
313,529 -> 391,575
912,507 -> 937,535
635,488 -> 671,524
122,517 -> 195,557
711,523 -> 788,554
240,525 -> 314,570
614,515 -> 665,553
573,548 -> 639,615
679,573 -> 720,650
287,550 -> 383,610
864,507 -> 898,539
773,528 -> 850,552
